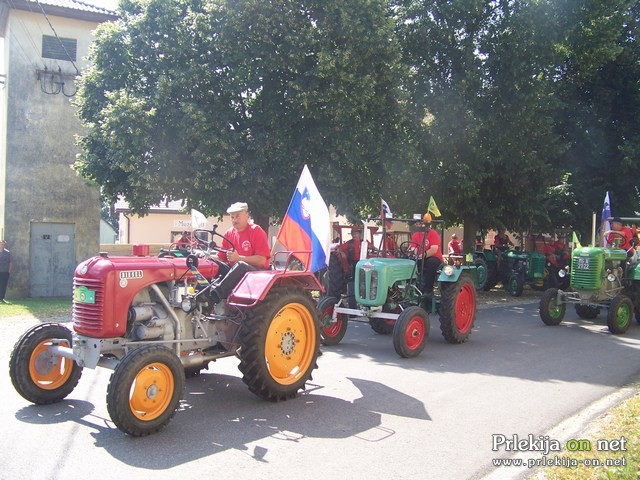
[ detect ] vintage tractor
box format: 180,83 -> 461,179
9,228 -> 322,436
317,233 -> 478,358
500,249 -> 547,296
539,224 -> 640,334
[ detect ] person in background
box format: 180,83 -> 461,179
0,240 -> 12,304
448,233 -> 463,255
494,228 -> 514,250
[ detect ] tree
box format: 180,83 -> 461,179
75,0 -> 411,228
551,0 -> 640,235
396,0 -> 570,250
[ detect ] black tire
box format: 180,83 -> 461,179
575,304 -> 600,320
238,287 -> 320,401
370,318 -> 395,334
507,274 -> 524,297
392,306 -> 429,358
326,253 -> 346,298
607,295 -> 634,334
483,261 -> 499,291
539,288 -> 565,326
106,345 -> 185,437
635,306 -> 640,325
438,273 -> 476,344
473,257 -> 489,291
9,323 -> 83,405
317,295 -> 349,345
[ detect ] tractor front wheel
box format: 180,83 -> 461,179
507,274 -> 524,297
539,288 -> 566,326
392,306 -> 429,358
106,345 -> 185,436
607,295 -> 633,334
473,257 -> 489,291
9,323 -> 83,405
239,287 -> 320,401
317,296 -> 348,345
438,273 -> 476,344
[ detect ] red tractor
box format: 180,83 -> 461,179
9,228 -> 322,436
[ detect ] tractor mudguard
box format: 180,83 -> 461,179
437,265 -> 478,285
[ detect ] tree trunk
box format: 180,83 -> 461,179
463,216 -> 480,255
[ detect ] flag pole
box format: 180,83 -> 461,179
591,211 -> 596,247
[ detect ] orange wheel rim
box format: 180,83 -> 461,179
265,303 -> 315,385
129,363 -> 175,421
29,339 -> 73,390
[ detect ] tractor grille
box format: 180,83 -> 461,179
72,277 -> 105,335
571,254 -> 603,290
528,253 -> 546,279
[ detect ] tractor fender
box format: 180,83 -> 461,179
437,265 -> 478,285
228,270 -> 323,308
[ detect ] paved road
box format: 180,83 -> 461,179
1,300 -> 639,480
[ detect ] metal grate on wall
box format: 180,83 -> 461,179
42,35 -> 77,62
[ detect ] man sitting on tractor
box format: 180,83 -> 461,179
494,228 -> 514,251
209,202 -> 271,303
606,218 -> 634,250
411,213 -> 443,300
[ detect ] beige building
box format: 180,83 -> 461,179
0,0 -> 116,297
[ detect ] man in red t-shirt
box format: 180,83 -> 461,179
448,233 -> 463,255
410,213 -> 443,297
211,202 -> 271,302
606,217 -> 634,253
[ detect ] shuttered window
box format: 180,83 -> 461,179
42,35 -> 77,62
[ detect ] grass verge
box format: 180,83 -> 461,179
0,297 -> 71,319
534,387 -> 640,479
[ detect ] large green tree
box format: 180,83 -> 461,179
396,0 -> 569,248
75,0 -> 410,227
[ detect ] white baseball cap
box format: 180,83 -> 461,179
227,202 -> 248,214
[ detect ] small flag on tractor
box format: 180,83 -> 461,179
600,191 -> 611,246
572,231 -> 582,249
428,196 -> 441,217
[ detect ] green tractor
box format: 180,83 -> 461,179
500,249 -> 546,296
539,221 -> 640,334
317,234 -> 478,358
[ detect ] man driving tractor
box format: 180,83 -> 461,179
410,213 -> 443,300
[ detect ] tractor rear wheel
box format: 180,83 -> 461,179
239,287 -> 320,401
607,295 -> 633,334
106,345 -> 184,436
9,323 -> 83,405
438,273 -> 476,344
317,296 -> 348,345
539,288 -> 565,325
392,306 -> 429,358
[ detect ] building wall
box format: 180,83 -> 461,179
1,9 -> 103,297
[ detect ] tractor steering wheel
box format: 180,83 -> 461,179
398,240 -> 420,259
604,230 -> 626,248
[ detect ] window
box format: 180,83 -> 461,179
42,35 -> 77,62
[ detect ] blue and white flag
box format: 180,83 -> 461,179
600,192 -> 611,246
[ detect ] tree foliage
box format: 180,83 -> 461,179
75,0 -> 410,227
75,0 -> 640,239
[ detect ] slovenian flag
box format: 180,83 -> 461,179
600,191 -> 611,246
276,165 -> 330,272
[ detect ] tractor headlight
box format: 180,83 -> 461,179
607,273 -> 616,283
443,265 -> 455,277
181,296 -> 196,312
558,269 -> 566,278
